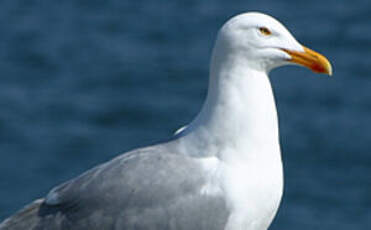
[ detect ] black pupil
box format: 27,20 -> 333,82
260,27 -> 270,34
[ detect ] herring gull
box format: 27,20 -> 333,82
0,12 -> 332,230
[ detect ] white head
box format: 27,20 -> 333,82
213,12 -> 332,75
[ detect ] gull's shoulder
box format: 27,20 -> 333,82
45,143 -> 206,206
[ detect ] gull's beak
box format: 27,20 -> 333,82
282,46 -> 332,76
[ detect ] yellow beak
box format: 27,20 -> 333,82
282,46 -> 332,76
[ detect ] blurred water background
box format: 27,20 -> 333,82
0,0 -> 370,229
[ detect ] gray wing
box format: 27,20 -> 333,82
0,144 -> 228,230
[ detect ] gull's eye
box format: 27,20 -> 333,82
259,27 -> 272,36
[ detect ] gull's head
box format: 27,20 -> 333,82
215,12 -> 332,75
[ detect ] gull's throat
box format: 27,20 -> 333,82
177,45 -> 280,162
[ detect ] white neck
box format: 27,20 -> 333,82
174,40 -> 280,163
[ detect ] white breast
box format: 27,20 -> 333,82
223,148 -> 283,230
199,147 -> 283,230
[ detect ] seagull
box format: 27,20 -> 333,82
0,12 -> 332,230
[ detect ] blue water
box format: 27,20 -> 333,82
0,0 -> 370,229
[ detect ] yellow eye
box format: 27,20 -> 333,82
259,27 -> 272,36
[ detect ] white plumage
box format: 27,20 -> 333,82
0,12 -> 332,230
